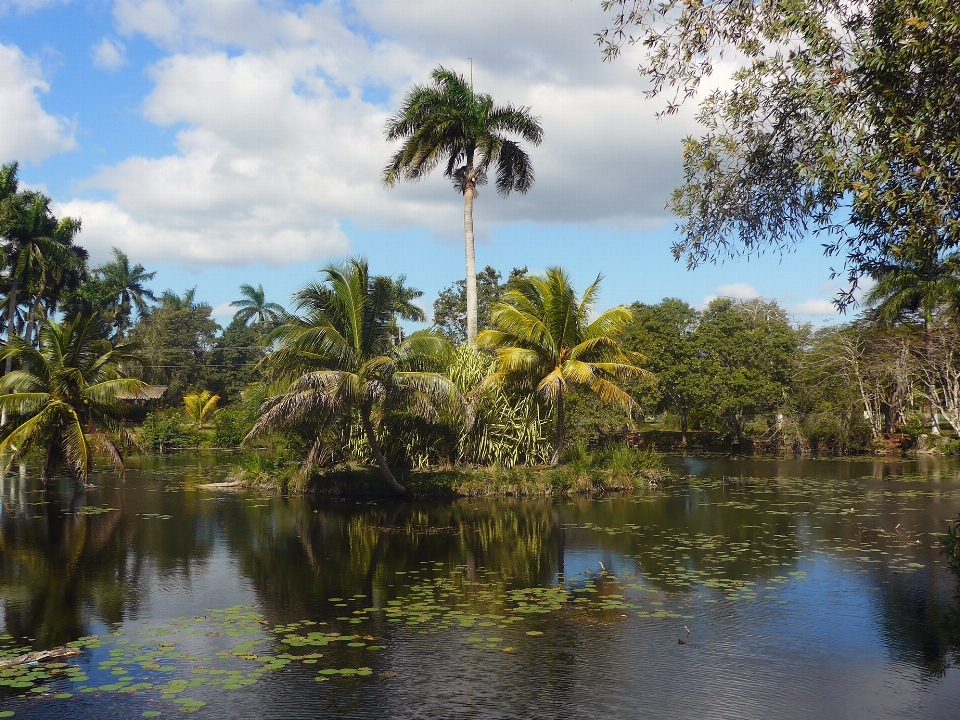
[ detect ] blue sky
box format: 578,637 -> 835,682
0,0 -> 848,328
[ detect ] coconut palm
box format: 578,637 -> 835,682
247,257 -> 457,494
94,247 -> 157,337
0,314 -> 146,484
383,66 -> 543,346
183,390 -> 220,429
864,248 -> 960,434
477,268 -> 645,465
230,284 -> 285,333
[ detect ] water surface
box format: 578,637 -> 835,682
1,453 -> 960,718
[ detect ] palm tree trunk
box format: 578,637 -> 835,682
360,404 -> 407,494
4,276 -> 19,375
1,277 -> 19,427
24,298 -> 39,348
464,184 -> 478,347
550,391 -> 565,467
926,318 -> 941,435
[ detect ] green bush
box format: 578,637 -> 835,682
214,406 -> 248,448
141,412 -> 201,452
213,384 -> 270,448
597,442 -> 665,478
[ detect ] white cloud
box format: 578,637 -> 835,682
209,302 -> 235,320
0,0 -> 66,12
92,37 -> 127,71
791,299 -> 838,315
0,42 -> 75,163
54,197 -> 349,267
716,283 -> 760,300
63,0 -> 701,266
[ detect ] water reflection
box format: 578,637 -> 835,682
1,455 -> 960,718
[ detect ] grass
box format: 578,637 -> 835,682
226,442 -> 667,497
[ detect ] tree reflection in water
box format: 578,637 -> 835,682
1,455 -> 960,715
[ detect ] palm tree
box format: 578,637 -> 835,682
0,314 -> 146,484
247,258 -> 457,494
183,390 -> 220,429
864,248 -> 960,434
94,248 -> 157,337
476,268 -> 645,465
384,274 -> 425,345
383,66 -> 543,346
230,284 -> 285,333
2,189 -> 84,359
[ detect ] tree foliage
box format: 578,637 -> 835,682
130,288 -> 220,401
384,66 -> 543,345
599,0 -> 960,299
0,314 -> 145,482
432,265 -> 528,343
477,267 -> 644,464
248,257 -> 458,493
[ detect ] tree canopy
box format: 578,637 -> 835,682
477,268 -> 644,464
599,0 -> 960,301
0,314 -> 146,483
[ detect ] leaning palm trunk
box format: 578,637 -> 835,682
464,184 -> 478,347
359,403 -> 406,494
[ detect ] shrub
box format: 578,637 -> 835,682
141,412 -> 201,453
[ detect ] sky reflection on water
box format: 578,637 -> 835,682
1,453 -> 960,718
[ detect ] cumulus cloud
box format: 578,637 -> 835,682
791,299 -> 838,315
0,42 -> 75,163
701,282 -> 762,306
92,37 -> 127,71
66,0 -> 699,266
0,0 -> 65,12
55,197 -> 349,267
209,302 -> 236,320
715,283 -> 761,300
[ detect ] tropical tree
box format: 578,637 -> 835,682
0,314 -> 146,484
476,267 -> 645,465
183,390 -> 220,429
93,247 -> 157,337
383,66 -> 543,346
247,258 -> 458,494
1,187 -> 84,357
598,0 -> 960,301
230,284 -> 285,334
623,298 -> 701,444
383,274 -> 424,345
693,298 -> 798,445
864,249 -> 960,331
864,248 -> 960,433
130,288 -> 220,400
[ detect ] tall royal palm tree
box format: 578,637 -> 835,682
864,248 -> 960,434
94,247 -> 157,337
0,314 -> 146,484
477,268 -> 645,465
247,258 -> 457,494
230,283 -> 285,333
383,66 -> 543,346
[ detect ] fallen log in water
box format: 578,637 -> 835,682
0,646 -> 82,669
197,479 -> 246,490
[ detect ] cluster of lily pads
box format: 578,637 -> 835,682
0,559 -> 698,717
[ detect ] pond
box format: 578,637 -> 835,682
2,453 -> 960,718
